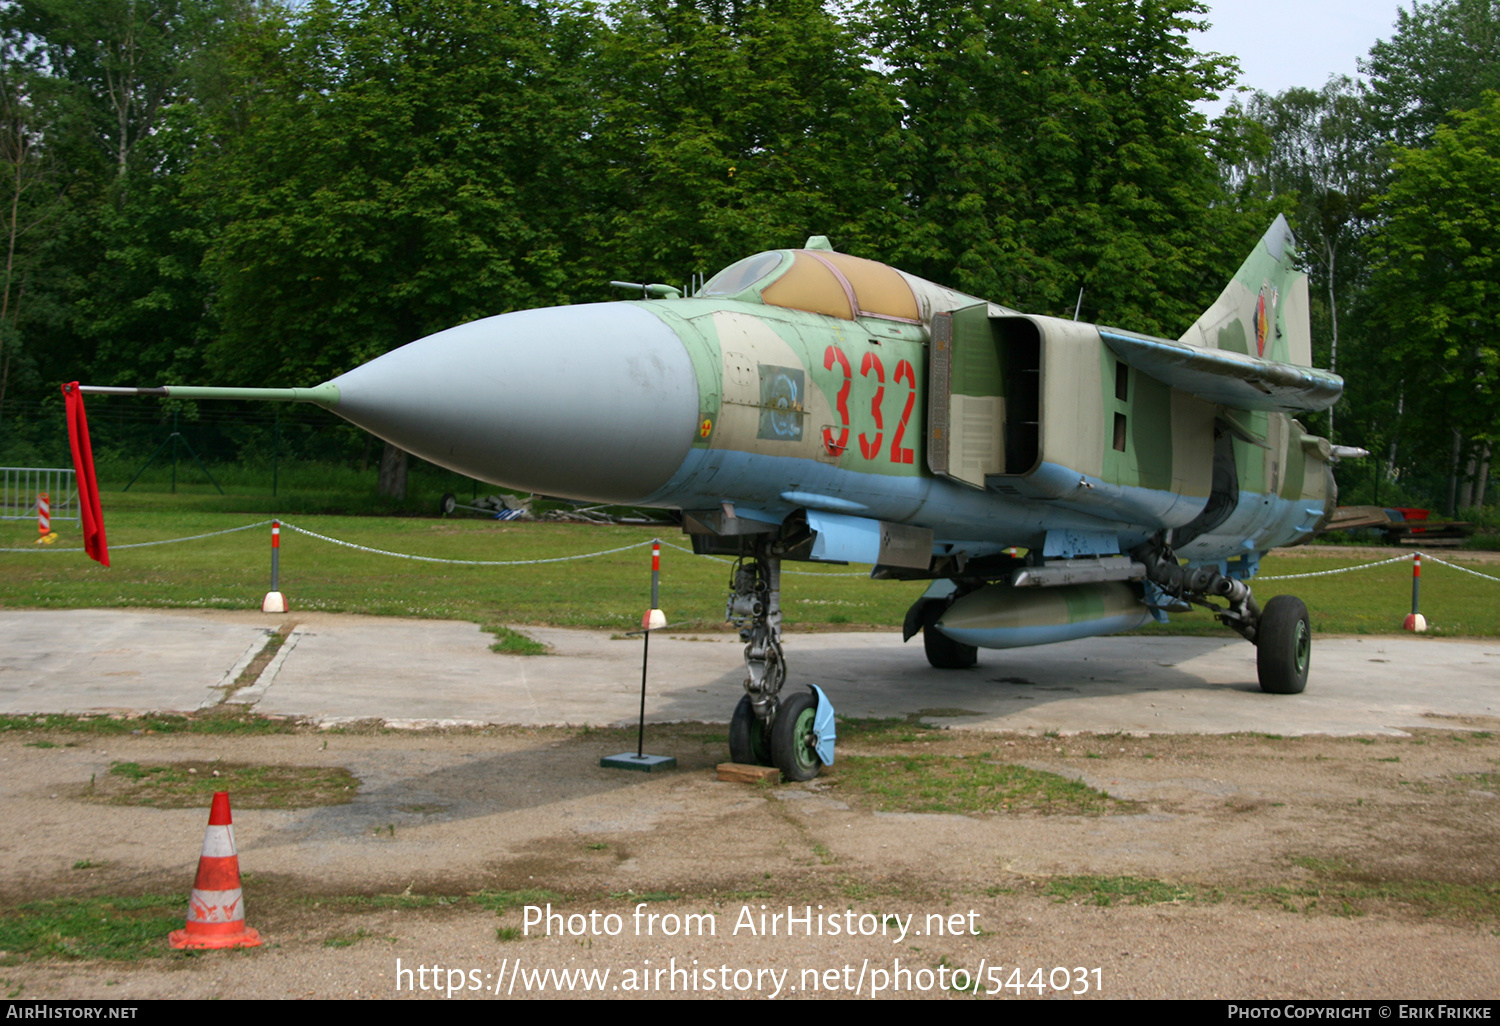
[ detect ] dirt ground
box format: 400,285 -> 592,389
2,716 -> 1498,1000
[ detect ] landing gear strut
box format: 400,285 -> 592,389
1133,532 -> 1311,695
724,540 -> 831,779
727,545 -> 785,730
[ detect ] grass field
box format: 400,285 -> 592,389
3,494 -> 1499,637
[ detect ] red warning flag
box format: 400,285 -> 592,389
61,382 -> 109,567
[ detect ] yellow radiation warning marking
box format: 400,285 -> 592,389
700,418 -> 713,438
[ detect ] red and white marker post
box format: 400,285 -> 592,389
1403,552 -> 1427,632
636,539 -> 666,756
261,519 -> 287,613
641,540 -> 666,632
601,539 -> 676,771
33,492 -> 58,545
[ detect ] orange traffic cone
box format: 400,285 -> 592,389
169,791 -> 262,949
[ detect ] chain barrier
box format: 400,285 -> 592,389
7,517 -> 1498,587
1,520 -> 273,553
1256,550 -> 1500,584
1256,552 -> 1415,581
277,520 -> 654,566
1425,553 -> 1500,584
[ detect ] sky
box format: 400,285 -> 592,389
1189,0 -> 1411,116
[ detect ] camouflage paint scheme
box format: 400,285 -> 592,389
613,221 -> 1338,647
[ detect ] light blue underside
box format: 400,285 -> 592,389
644,447 -> 1322,568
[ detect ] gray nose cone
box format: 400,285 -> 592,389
331,303 -> 698,503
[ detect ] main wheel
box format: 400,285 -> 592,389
729,694 -> 773,766
923,619 -> 978,669
1257,595 -> 1311,694
771,690 -> 822,782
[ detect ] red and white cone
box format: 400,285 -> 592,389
169,791 -> 262,949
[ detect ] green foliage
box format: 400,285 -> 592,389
96,760 -> 359,808
589,0 -> 902,281
832,752 -> 1123,815
1363,0 -> 1500,147
1043,875 -> 1199,906
1364,94 -> 1500,462
1,0 -> 226,179
0,896 -> 183,962
198,0 -> 603,387
0,710 -> 297,734
1215,1 -> 1500,506
862,0 -> 1250,334
472,888 -> 563,913
488,625 -> 548,656
1220,79 -> 1380,436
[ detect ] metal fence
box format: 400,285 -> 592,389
1,467 -> 78,522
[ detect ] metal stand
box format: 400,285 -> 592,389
123,410 -> 223,494
602,540 -> 675,773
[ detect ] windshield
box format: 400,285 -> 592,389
697,252 -> 784,298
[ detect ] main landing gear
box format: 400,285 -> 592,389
918,599 -> 977,669
725,540 -> 835,780
1255,594 -> 1311,694
1134,533 -> 1310,694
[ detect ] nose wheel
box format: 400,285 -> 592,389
771,690 -> 828,781
729,694 -> 773,766
730,686 -> 836,783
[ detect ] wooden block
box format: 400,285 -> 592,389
717,762 -> 780,784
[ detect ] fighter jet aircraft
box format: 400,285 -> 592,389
78,216 -> 1346,781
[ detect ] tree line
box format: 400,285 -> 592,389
0,0 -> 1493,510
1221,0 -> 1499,512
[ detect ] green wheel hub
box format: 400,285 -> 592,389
771,691 -> 822,781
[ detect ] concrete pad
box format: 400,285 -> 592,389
0,609 -> 274,714
3,608 -> 1499,734
775,632 -> 1500,736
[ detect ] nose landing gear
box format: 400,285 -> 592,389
725,542 -> 835,780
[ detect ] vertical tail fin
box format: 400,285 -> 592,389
1178,215 -> 1313,367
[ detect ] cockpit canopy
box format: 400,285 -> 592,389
698,248 -> 920,324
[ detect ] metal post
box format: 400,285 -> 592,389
1411,552 -> 1421,616
637,630 -> 649,758
637,540 -> 661,758
601,538 -> 675,772
262,519 -> 287,614
650,538 -> 660,610
1403,552 -> 1426,632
